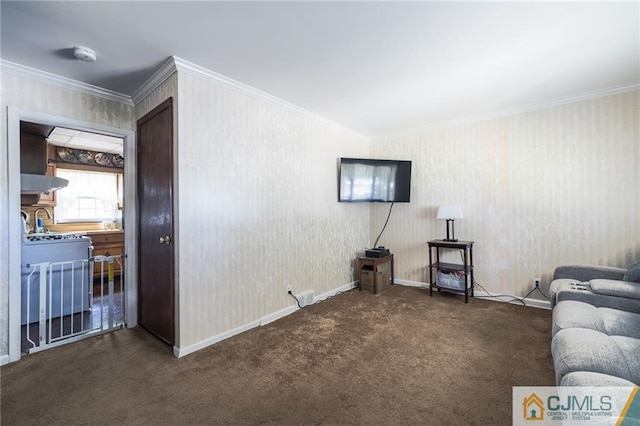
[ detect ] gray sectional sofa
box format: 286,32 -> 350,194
549,263 -> 640,387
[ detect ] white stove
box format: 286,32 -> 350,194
21,232 -> 93,325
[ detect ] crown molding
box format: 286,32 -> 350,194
374,82 -> 640,140
130,57 -> 178,105
0,60 -> 134,106
132,55 -> 364,137
170,56 -> 366,138
5,56 -> 635,141
172,55 -> 302,111
172,55 -> 310,115
0,56 -> 364,139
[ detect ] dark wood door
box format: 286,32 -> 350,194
137,98 -> 175,345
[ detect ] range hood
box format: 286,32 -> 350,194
20,173 -> 69,194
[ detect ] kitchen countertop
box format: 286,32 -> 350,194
80,229 -> 124,234
77,229 -> 124,235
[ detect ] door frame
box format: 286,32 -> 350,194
6,107 -> 137,363
136,98 -> 175,346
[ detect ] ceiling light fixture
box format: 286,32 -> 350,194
73,46 -> 96,62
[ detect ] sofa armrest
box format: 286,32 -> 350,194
553,265 -> 626,282
590,279 -> 640,300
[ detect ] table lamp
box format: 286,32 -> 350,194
437,205 -> 463,242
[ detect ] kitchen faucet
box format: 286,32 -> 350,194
33,208 -> 52,233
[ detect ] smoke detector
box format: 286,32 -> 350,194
73,46 -> 96,62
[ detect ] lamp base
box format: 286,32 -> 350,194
443,220 -> 458,242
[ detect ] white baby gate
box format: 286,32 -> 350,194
23,255 -> 124,354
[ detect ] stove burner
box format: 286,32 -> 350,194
25,233 -> 83,242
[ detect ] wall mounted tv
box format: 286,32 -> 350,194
338,158 -> 412,203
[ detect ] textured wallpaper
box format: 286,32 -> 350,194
2,67 -> 637,359
0,71 -> 135,357
175,72 -> 370,349
371,91 -> 639,301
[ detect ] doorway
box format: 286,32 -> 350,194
7,107 -> 136,363
20,121 -> 127,353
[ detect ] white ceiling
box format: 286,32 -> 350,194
1,1 -> 638,137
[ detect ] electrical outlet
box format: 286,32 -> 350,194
533,278 -> 541,289
299,291 -> 314,307
286,285 -> 292,294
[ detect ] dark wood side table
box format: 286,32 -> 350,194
358,254 -> 394,294
427,240 -> 474,303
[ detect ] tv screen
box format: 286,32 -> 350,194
338,158 -> 412,202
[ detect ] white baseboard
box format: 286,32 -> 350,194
260,305 -> 297,326
173,281 -> 359,358
472,289 -> 551,310
393,280 -> 551,310
0,354 -> 10,366
314,281 -> 358,303
393,278 -> 429,289
261,281 -> 358,326
173,318 -> 261,358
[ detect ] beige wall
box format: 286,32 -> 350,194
175,71 -> 370,350
3,66 -> 637,359
371,91 -> 640,300
0,71 -> 135,357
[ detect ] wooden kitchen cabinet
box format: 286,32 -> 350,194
20,124 -> 59,206
20,132 -> 48,175
20,163 -> 58,207
90,231 -> 124,280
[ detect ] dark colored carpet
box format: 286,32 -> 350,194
1,285 -> 554,425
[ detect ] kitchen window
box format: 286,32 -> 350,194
54,169 -> 122,223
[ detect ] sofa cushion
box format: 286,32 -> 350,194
623,263 -> 640,283
551,328 -> 640,385
552,301 -> 604,335
552,301 -> 640,338
560,371 -> 637,387
549,280 -> 640,313
591,279 -> 640,300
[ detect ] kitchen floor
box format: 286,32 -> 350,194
21,279 -> 125,353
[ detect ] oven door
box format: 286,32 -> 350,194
21,239 -> 91,325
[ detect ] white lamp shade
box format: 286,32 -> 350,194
437,205 -> 463,220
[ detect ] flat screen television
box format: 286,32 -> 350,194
338,157 -> 412,202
